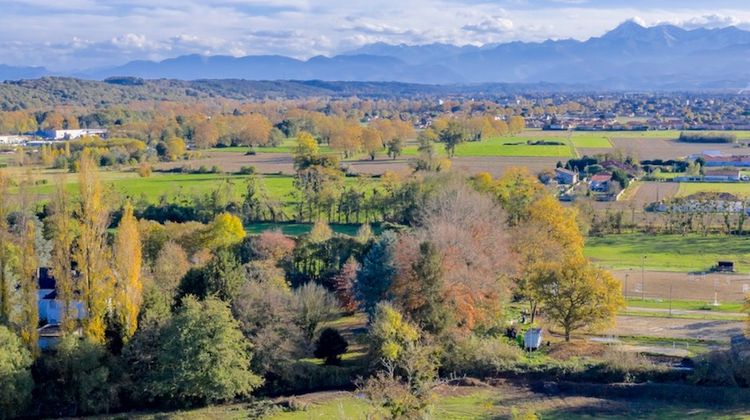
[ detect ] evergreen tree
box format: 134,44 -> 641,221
355,231 -> 397,319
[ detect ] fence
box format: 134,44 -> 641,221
608,269 -> 750,304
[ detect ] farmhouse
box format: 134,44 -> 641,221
589,173 -> 612,192
40,128 -> 107,140
36,267 -> 85,349
703,170 -> 742,182
701,154 -> 750,168
555,168 -> 578,185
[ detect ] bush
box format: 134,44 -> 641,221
137,163 -> 152,178
238,165 -> 256,175
679,132 -> 737,144
441,335 -> 522,376
314,328 -> 348,365
0,327 -> 33,419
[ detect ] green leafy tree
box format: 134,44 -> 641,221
35,336 -> 115,416
438,121 -> 467,157
0,326 -> 33,419
178,249 -> 245,303
146,296 -> 262,407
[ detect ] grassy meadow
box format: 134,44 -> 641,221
585,233 -> 750,272
677,182 -> 750,197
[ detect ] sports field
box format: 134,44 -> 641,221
585,233 -> 750,272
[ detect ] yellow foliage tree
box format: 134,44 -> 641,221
74,151 -> 113,343
113,202 -> 143,341
49,180 -> 77,333
203,212 -> 246,250
532,258 -> 624,341
18,220 -> 39,354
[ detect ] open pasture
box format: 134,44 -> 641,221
676,182 -> 750,197
585,233 -> 750,273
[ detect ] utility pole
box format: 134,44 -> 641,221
641,255 -> 647,301
624,272 -> 629,299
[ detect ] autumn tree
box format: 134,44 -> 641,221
113,202 -> 143,341
508,116 -> 526,135
494,167 -> 545,226
533,260 -> 624,341
193,120 -> 220,149
17,221 -> 39,353
164,137 -> 186,161
74,151 -> 113,343
151,241 -> 190,298
362,127 -> 383,160
0,171 -> 18,326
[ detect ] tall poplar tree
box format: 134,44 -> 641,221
49,180 -> 77,333
113,201 -> 143,341
18,220 -> 39,354
0,170 -> 19,325
74,151 -> 112,343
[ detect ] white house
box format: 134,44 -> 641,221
37,267 -> 85,338
40,129 -> 107,141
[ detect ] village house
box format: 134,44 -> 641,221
555,167 -> 578,185
35,267 -> 85,349
589,173 -> 612,193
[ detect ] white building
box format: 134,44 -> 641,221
0,135 -> 28,145
41,128 -> 107,140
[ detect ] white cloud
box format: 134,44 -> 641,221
2,1 -> 750,70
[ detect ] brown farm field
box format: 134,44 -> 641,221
611,269 -> 750,303
611,137 -> 746,160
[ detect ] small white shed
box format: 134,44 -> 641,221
524,328 -> 543,351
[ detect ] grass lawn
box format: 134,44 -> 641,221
245,222 -> 369,237
16,170 -> 377,210
677,182 -> 750,197
585,233 -> 750,272
570,136 -> 613,148
626,298 -> 745,313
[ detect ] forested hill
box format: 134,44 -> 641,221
0,77 -> 579,110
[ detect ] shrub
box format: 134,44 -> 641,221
137,163 -> 152,178
314,328 -> 348,365
441,335 -> 522,376
238,165 -> 256,175
0,326 -> 33,419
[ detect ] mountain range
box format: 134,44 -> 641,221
2,21 -> 750,90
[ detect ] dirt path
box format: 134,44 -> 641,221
609,315 -> 744,342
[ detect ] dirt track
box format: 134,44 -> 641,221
609,315 -> 744,342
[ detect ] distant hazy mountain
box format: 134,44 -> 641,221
0,64 -> 48,81
2,21 -> 750,89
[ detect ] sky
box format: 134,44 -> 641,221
1,0 -> 750,71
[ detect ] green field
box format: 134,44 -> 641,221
570,136 -> 613,148
246,222 -> 369,236
677,182 -> 750,197
585,233 -> 750,272
17,171 -> 376,207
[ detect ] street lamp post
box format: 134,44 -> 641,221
641,255 -> 647,301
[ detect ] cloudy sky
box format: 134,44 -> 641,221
1,0 -> 750,70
